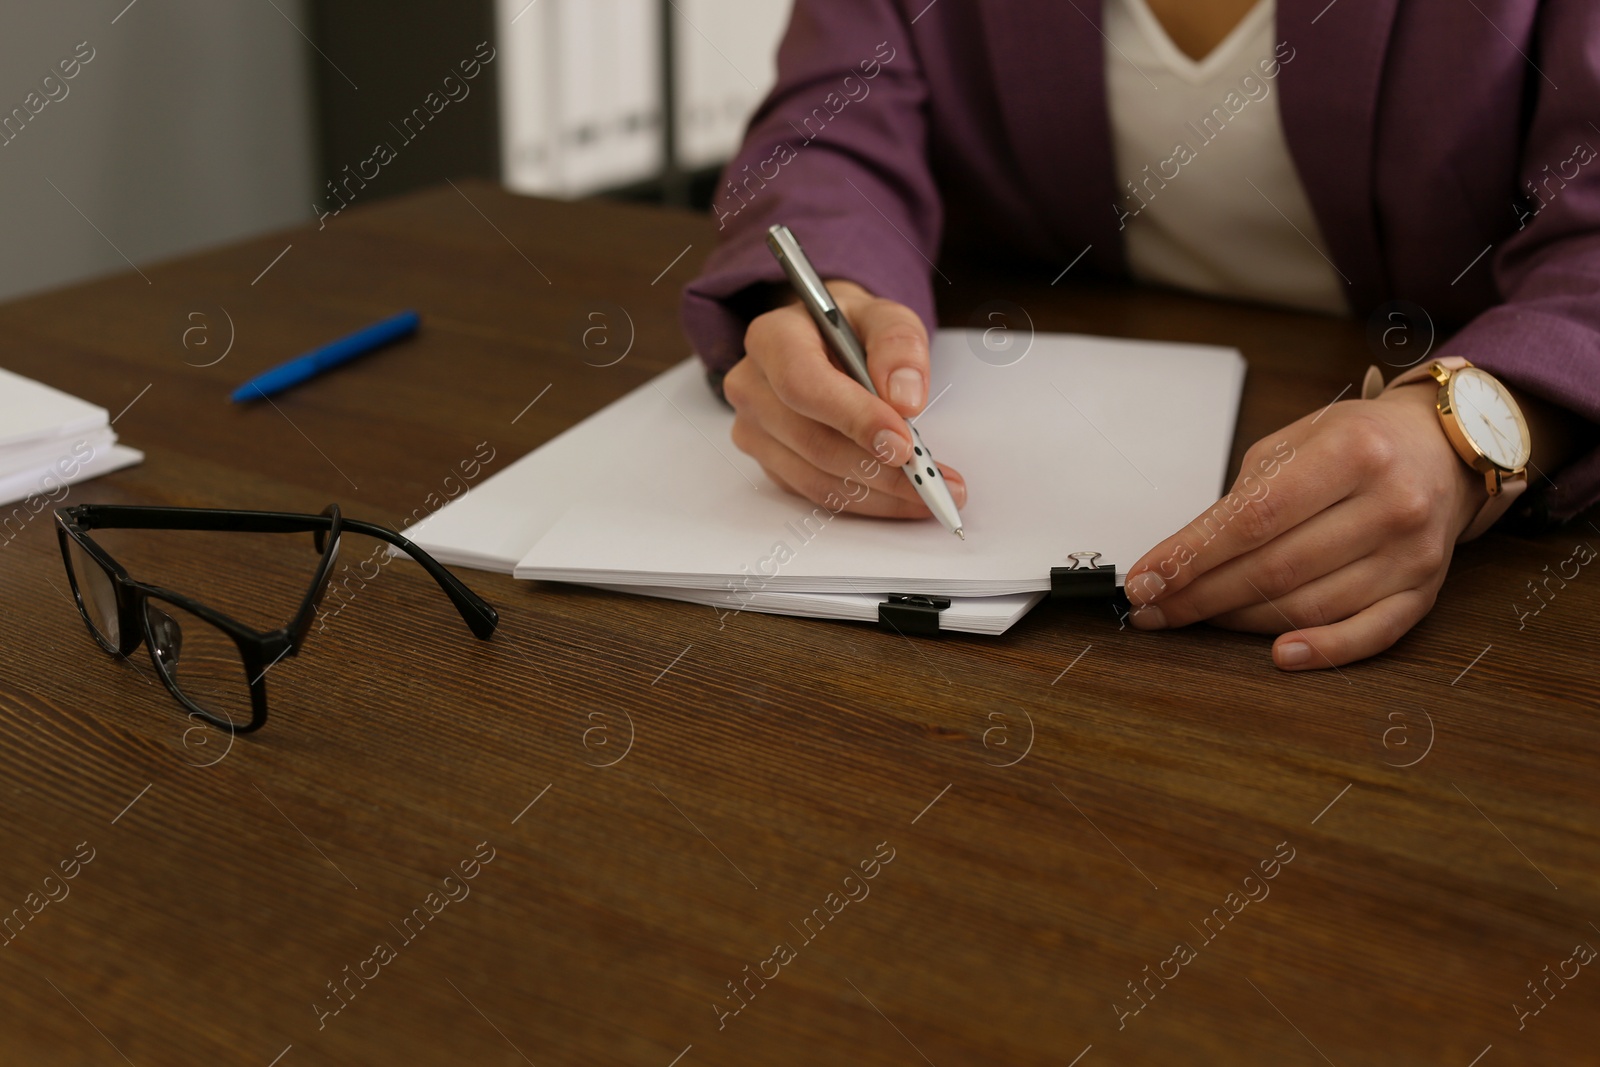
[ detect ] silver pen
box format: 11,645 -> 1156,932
765,224 -> 965,538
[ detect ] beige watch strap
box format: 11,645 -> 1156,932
1360,357 -> 1526,542
1360,356 -> 1470,399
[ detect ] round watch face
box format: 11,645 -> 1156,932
1448,367 -> 1530,470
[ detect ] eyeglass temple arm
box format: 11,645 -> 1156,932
66,506 -> 498,639
338,517 -> 497,638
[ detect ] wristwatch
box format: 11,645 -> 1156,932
1360,357 -> 1531,542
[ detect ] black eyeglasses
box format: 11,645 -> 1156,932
54,503 -> 497,734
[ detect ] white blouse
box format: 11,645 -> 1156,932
1103,0 -> 1349,316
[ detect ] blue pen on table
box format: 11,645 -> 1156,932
229,309 -> 420,403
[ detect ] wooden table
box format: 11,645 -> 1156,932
1,181 -> 1595,1066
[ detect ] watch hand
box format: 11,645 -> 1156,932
1479,415 -> 1514,454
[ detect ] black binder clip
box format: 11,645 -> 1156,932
1050,551 -> 1116,599
878,593 -> 951,636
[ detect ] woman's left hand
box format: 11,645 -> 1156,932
1121,382 -> 1487,669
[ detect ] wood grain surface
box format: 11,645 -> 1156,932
0,180 -> 1596,1066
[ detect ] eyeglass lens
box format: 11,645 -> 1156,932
144,598 -> 256,728
65,534 -> 121,647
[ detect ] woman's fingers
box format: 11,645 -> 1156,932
738,297 -> 916,467
731,370 -> 965,506
1209,526 -> 1453,633
1202,556 -> 1407,633
1270,587 -> 1438,670
1123,420 -> 1391,609
730,378 -> 905,499
737,417 -> 962,519
851,294 -> 931,417
730,282 -> 969,517
1127,497 -> 1388,631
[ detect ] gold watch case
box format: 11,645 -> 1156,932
1428,360 -> 1531,497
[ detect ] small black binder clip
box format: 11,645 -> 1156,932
878,593 -> 951,636
1050,551 -> 1116,599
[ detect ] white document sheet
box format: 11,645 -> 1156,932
598,584 -> 1048,636
0,444 -> 145,509
0,367 -> 112,451
508,331 -> 1244,595
0,368 -> 144,508
408,329 -> 1244,632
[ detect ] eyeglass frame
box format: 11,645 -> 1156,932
54,503 -> 498,734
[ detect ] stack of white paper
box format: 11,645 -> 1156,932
0,368 -> 144,510
408,330 -> 1245,636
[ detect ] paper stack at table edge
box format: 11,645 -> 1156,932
407,330 -> 1245,636
0,367 -> 144,512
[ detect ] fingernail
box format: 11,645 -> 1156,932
873,429 -> 909,465
1129,604 -> 1166,630
889,368 -> 925,411
1277,641 -> 1311,667
1126,570 -> 1166,605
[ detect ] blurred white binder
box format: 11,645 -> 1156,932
495,0 -> 790,195
672,0 -> 790,170
498,0 -> 666,196
407,330 -> 1246,635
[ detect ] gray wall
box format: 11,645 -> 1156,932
0,1 -> 316,302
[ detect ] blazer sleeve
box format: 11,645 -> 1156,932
679,0 -> 941,374
1442,0 -> 1600,526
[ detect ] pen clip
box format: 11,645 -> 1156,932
767,225 -> 837,316
767,224 -> 875,390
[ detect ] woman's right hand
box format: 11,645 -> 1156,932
722,279 -> 967,518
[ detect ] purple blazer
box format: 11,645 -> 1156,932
681,0 -> 1600,525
